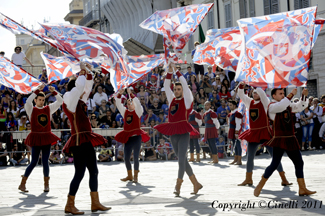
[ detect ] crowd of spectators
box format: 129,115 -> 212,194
1,57 -> 325,166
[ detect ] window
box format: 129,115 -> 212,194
264,0 -> 279,15
239,0 -> 248,19
225,2 -> 232,28
294,0 -> 310,9
249,0 -> 255,17
20,39 -> 25,45
207,7 -> 214,29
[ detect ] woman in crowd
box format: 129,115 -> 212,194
149,90 -> 160,107
222,79 -> 230,91
300,106 -> 314,150
188,75 -> 199,95
98,99 -> 109,119
218,85 -> 231,101
49,145 -> 65,164
7,100 -> 20,119
90,114 -> 99,128
16,93 -> 25,108
0,103 -> 7,131
196,87 -> 207,105
159,90 -> 167,105
1,91 -> 12,109
5,112 -> 17,130
137,85 -> 149,105
143,141 -> 157,161
212,76 -> 222,92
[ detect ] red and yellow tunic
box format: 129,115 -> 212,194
189,110 -> 202,139
62,100 -> 107,153
154,97 -> 198,136
25,106 -> 60,147
203,110 -> 218,139
115,109 -> 150,143
239,100 -> 272,143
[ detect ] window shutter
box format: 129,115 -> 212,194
302,0 -> 310,8
225,3 -> 232,27
271,0 -> 279,14
264,0 -> 270,15
294,0 -> 300,9
249,0 -> 255,17
239,0 -> 246,18
208,8 -> 214,29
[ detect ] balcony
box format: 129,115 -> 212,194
79,11 -> 99,27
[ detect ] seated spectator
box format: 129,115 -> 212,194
143,141 -> 157,161
86,97 -> 96,114
184,66 -> 196,81
209,90 -> 220,108
65,152 -> 74,163
150,99 -> 161,115
58,77 -> 70,89
93,85 -> 108,108
115,112 -> 123,127
139,96 -> 148,116
204,65 -> 216,79
0,103 -> 7,131
100,110 -> 113,127
218,85 -> 231,101
149,90 -> 160,107
109,97 -> 118,119
160,89 -> 167,105
98,99 -> 109,119
49,145 -> 65,164
199,74 -> 212,94
0,142 -> 8,166
38,68 -> 48,83
9,144 -> 28,166
158,111 -> 166,124
198,97 -> 205,111
217,99 -> 229,125
137,85 -> 149,105
161,99 -> 169,116
188,75 -> 199,95
18,115 -> 28,131
222,78 -> 231,91
116,145 -> 124,161
215,66 -> 226,82
146,75 -> 160,93
104,77 -> 114,96
7,100 -> 20,119
5,112 -> 17,130
196,87 -> 207,105
212,76 -> 221,92
90,114 -> 99,128
143,109 -> 158,126
98,144 -> 114,162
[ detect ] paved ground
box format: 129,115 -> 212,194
0,150 -> 324,216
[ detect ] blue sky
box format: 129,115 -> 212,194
0,0 -> 70,58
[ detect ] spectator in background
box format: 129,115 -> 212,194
143,141 -> 157,161
199,74 -> 212,94
209,90 -> 220,108
115,112 -> 123,127
188,75 -> 199,95
58,77 -> 70,89
218,85 -> 231,101
215,66 -> 226,82
49,145 -> 65,164
98,99 -> 109,119
184,66 -> 196,81
104,77 -> 114,96
150,99 -> 161,116
1,91 -> 12,109
16,93 -> 25,108
217,99 -> 229,125
38,68 -> 48,83
92,77 -> 102,95
11,46 -> 33,67
98,144 -> 113,162
212,76 -> 222,92
161,99 -> 169,116
143,109 -> 158,126
5,112 -> 17,130
147,75 -> 161,94
222,79 -> 231,91
137,85 -> 149,105
0,103 -> 7,131
192,41 -> 205,82
90,114 -> 99,128
0,142 -> 8,166
100,110 -> 113,127
0,51 -> 5,57
159,89 -> 167,105
300,106 -> 314,151
196,87 -> 207,104
109,97 -> 118,119
86,97 -> 96,114
148,90 -> 160,107
310,98 -> 323,150
93,85 -> 108,108
205,65 -> 216,79
9,144 -> 28,165
7,100 -> 20,119
158,111 -> 166,124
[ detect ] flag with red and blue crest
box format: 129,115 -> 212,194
238,99 -> 249,156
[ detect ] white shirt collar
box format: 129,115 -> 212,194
231,108 -> 238,114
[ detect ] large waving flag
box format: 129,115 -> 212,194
193,27 -> 241,72
0,57 -> 41,94
235,6 -> 324,88
40,23 -> 128,68
110,54 -> 165,91
40,52 -> 80,84
0,12 -> 70,56
140,4 -> 213,62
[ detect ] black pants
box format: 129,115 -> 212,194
69,142 -> 98,196
189,138 -> 200,153
24,144 -> 51,177
264,147 -> 304,179
124,135 -> 142,170
311,118 -> 321,149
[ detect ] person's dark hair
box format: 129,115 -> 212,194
187,66 -> 191,69
271,88 -> 283,99
14,46 -> 22,52
321,95 -> 325,100
35,92 -> 45,99
6,112 -> 14,122
221,79 -> 230,89
67,79 -> 76,92
220,84 -> 228,94
0,51 -> 4,55
4,91 -> 10,96
174,82 -> 182,88
8,100 -> 17,112
229,100 -> 237,107
194,41 -> 200,46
